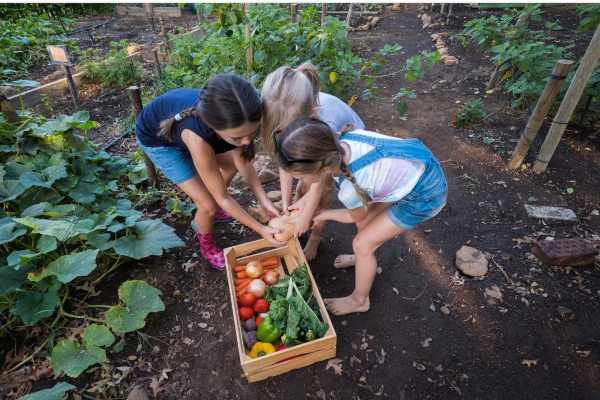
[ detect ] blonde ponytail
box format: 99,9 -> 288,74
339,161 -> 372,209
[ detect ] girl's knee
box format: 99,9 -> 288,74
196,201 -> 218,218
352,234 -> 372,256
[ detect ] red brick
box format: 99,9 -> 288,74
531,238 -> 597,266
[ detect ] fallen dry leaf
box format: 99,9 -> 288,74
325,358 -> 343,375
150,376 -> 163,397
435,364 -> 443,372
173,290 -> 183,299
182,259 -> 198,273
359,376 -> 367,383
493,180 -> 507,188
413,361 -> 426,370
76,282 -> 102,297
522,359 -> 538,367
182,337 -> 193,345
421,338 -> 432,348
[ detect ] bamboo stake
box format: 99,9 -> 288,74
245,3 -> 253,71
508,60 -> 574,169
0,89 -> 22,123
152,49 -> 162,80
290,4 -> 297,24
533,24 -> 600,172
487,4 -> 534,91
345,3 -> 353,38
128,86 -> 158,188
322,3 -> 327,25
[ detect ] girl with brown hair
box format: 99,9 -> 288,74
136,74 -> 285,270
261,63 -> 364,260
273,118 -> 448,316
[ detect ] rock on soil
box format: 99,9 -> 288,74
455,246 -> 489,277
127,389 -> 149,400
248,206 -> 269,224
440,306 -> 450,316
524,204 -> 577,222
258,168 -> 279,184
267,190 -> 282,202
392,3 -> 401,11
556,306 -> 572,315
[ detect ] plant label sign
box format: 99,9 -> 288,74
47,45 -> 72,66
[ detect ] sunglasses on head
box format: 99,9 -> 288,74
272,130 -> 323,167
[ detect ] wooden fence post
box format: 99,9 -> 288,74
152,49 -> 162,80
245,3 -> 253,71
507,60 -> 574,169
0,89 -> 22,123
452,60 -> 459,83
290,4 -> 297,23
345,3 -> 353,38
532,24 -> 600,172
158,14 -> 170,61
322,3 -> 327,25
128,86 -> 158,188
446,3 -> 453,25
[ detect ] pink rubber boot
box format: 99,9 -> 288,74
191,221 -> 226,271
214,207 -> 233,223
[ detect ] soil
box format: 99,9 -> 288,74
3,4 -> 600,400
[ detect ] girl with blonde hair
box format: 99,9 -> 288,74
261,63 -> 364,260
272,118 -> 447,316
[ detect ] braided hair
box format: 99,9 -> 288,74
275,118 -> 372,209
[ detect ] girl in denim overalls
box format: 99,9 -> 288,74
274,118 -> 448,316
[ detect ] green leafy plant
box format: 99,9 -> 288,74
528,197 -> 537,202
79,39 -> 143,88
566,188 -> 574,194
170,3 -> 438,116
0,83 -> 183,377
453,100 -> 485,129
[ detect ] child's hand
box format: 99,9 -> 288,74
259,226 -> 287,247
288,195 -> 307,214
283,215 -> 312,238
261,201 -> 281,220
281,202 -> 290,216
310,209 -> 326,228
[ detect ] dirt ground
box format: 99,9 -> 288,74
3,4 -> 600,400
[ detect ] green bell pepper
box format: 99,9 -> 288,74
256,316 -> 282,343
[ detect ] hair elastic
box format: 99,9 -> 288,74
298,65 -> 305,73
174,113 -> 183,121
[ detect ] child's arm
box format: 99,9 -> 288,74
279,167 -> 294,216
189,140 -> 285,247
286,182 -> 323,238
235,147 -> 281,220
312,207 -> 367,225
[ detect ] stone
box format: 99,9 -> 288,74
392,3 -> 402,11
127,389 -> 149,400
440,306 -> 450,316
248,206 -> 269,224
441,55 -> 456,63
417,13 -> 422,18
431,33 -> 441,41
258,168 -> 279,184
592,209 -> 599,216
439,31 -> 452,37
127,45 -> 141,54
531,238 -> 597,266
455,246 -> 488,277
267,190 -> 282,202
445,60 -> 457,66
422,23 -> 430,29
369,17 -> 381,28
52,70 -> 65,79
273,201 -> 284,211
438,47 -> 448,56
556,306 -> 572,315
421,14 -> 431,24
524,204 -> 577,222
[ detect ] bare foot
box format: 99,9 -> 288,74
324,295 -> 370,316
333,254 -> 356,269
303,235 -> 320,261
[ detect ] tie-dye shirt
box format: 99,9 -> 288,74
333,130 -> 425,209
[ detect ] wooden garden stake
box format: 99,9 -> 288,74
290,4 -> 297,24
360,3 -> 366,19
507,60 -> 574,170
345,3 -> 353,38
245,4 -> 253,71
487,4 -> 534,90
0,88 -> 21,123
321,3 -> 327,25
159,14 -> 170,60
452,60 -> 459,83
446,3 -> 453,25
64,65 -> 81,108
152,49 -> 162,80
533,23 -> 600,172
128,86 -> 158,188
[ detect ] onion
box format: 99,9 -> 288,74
247,279 -> 266,299
263,270 -> 280,286
246,261 -> 263,279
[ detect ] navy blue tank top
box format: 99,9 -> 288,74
135,88 -> 236,154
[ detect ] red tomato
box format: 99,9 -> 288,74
253,299 -> 269,313
237,293 -> 256,308
239,306 -> 254,321
255,314 -> 265,327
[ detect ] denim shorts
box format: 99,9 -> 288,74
386,186 -> 448,230
137,137 -> 197,184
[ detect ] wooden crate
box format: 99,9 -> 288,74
224,238 -> 337,382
